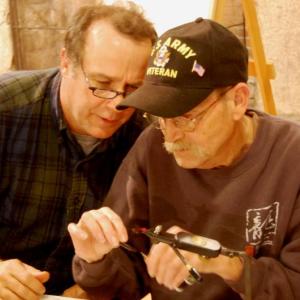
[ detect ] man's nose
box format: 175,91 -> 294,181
106,94 -> 125,111
163,122 -> 185,142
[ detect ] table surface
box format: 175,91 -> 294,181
42,293 -> 152,300
42,296 -> 87,300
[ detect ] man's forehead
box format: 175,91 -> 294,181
87,20 -> 114,37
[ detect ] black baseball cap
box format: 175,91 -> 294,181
117,18 -> 248,118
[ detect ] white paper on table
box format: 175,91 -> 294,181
42,295 -> 87,300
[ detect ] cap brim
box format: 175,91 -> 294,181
117,82 -> 213,118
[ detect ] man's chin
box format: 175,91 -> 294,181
89,125 -> 122,139
173,154 -> 197,169
173,151 -> 209,169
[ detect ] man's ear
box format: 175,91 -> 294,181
231,82 -> 250,121
60,48 -> 70,75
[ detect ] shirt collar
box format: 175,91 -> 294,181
49,70 -> 68,132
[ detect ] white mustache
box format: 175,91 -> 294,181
163,141 -> 192,153
164,141 -> 209,159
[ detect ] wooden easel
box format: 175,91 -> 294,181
211,0 -> 277,114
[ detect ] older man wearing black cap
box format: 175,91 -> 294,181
68,18 -> 300,300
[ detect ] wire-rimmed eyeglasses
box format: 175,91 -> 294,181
144,86 -> 233,132
81,65 -> 138,100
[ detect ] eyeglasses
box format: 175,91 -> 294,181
81,66 -> 138,100
158,86 -> 233,132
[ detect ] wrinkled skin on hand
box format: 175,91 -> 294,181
0,259 -> 49,300
144,226 -> 244,291
68,207 -> 128,263
68,209 -> 243,292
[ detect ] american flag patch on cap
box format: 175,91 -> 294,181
191,60 -> 205,77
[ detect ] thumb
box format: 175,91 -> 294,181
24,263 -> 50,283
34,271 -> 50,283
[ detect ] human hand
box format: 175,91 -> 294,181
62,283 -> 88,298
145,226 -> 199,291
145,226 -> 244,291
68,206 -> 128,263
0,259 -> 49,300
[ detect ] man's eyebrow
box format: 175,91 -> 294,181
128,81 -> 144,87
88,72 -> 115,81
87,72 -> 144,87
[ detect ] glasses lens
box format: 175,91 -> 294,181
158,118 -> 166,131
173,117 -> 197,132
92,89 -> 117,99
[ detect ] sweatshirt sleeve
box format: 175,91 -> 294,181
72,248 -> 150,300
229,199 -> 300,299
72,137 -> 151,299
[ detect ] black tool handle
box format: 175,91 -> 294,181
145,230 -> 221,257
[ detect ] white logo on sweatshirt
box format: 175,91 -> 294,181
246,202 -> 279,246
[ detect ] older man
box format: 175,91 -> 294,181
69,18 -> 300,299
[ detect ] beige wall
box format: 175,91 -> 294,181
2,0 -> 99,71
1,0 -> 300,116
255,0 -> 300,116
0,0 -> 13,73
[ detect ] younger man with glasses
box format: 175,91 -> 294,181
69,18 -> 300,299
0,2 -> 156,299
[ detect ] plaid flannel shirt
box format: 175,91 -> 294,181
0,68 -> 145,294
